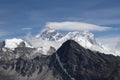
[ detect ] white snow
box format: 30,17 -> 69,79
58,31 -> 120,56
35,27 -> 63,41
27,38 -> 60,55
5,38 -> 23,50
4,38 -> 32,50
58,31 -> 97,49
26,29 -> 119,56
4,28 -> 120,56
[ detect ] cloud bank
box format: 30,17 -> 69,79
46,21 -> 111,31
97,36 -> 120,51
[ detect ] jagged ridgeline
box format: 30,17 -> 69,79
0,40 -> 120,80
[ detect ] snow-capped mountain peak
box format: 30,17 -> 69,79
36,27 -> 63,41
2,28 -> 119,56
59,31 -> 97,47
4,38 -> 32,50
81,31 -> 97,45
58,31 -> 119,56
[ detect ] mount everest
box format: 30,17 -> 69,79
2,27 -> 120,57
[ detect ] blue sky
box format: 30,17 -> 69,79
0,0 -> 120,41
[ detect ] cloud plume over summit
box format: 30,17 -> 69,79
46,21 -> 111,31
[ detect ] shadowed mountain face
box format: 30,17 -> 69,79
0,40 -> 120,80
50,40 -> 120,80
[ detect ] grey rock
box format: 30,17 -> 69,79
0,40 -> 119,80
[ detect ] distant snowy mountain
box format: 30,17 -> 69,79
26,27 -> 63,55
0,28 -> 119,80
2,28 -> 120,56
58,31 -> 97,48
36,27 -> 63,41
58,31 -> 119,56
4,38 -> 32,50
35,28 -> 119,56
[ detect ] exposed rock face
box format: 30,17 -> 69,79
0,40 -> 120,80
0,55 -> 52,80
47,46 -> 56,55
18,42 -> 26,47
50,40 -> 120,80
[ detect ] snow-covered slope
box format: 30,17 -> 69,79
36,27 -> 63,41
4,38 -> 32,50
58,31 -> 97,48
34,28 -> 120,56
26,27 -> 63,55
58,31 -> 119,56
27,38 -> 58,55
3,28 -> 119,56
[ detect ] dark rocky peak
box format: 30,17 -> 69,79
56,40 -> 90,63
50,40 -> 120,80
0,41 -> 5,54
0,41 -> 5,48
0,39 -> 119,80
57,39 -> 83,50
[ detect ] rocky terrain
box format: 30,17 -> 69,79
0,40 -> 119,80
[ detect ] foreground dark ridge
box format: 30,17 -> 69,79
0,40 -> 120,80
50,40 -> 120,80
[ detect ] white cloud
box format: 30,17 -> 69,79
22,27 -> 32,30
46,21 -> 111,31
66,17 -> 120,25
97,36 -> 120,51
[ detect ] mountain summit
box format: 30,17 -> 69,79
36,27 -> 63,41
59,31 -> 97,48
1,27 -> 119,56
51,40 -> 120,80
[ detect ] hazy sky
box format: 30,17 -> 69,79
0,0 -> 120,41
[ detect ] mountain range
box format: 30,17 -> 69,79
0,28 -> 119,80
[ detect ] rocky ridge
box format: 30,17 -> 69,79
0,40 -> 119,80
